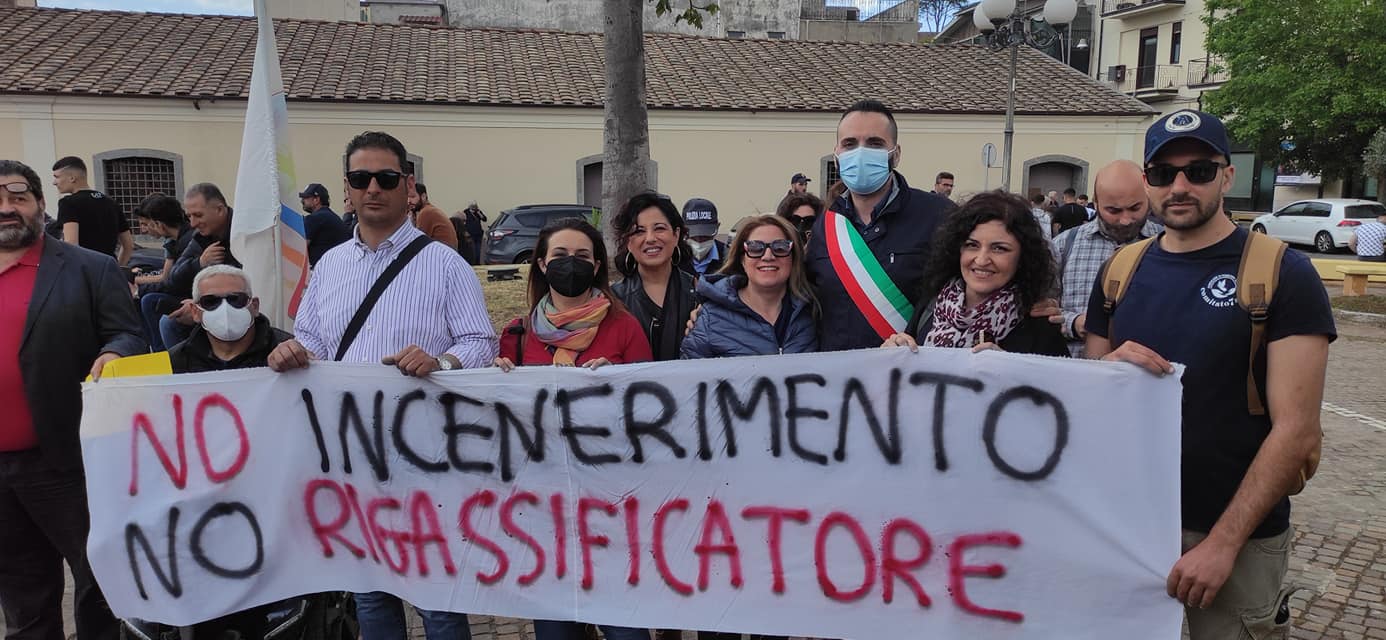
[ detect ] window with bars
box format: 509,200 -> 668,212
102,156 -> 178,231
821,155 -> 842,200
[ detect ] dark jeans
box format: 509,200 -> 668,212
138,293 -> 179,351
532,621 -> 649,640
157,315 -> 193,351
0,449 -> 118,640
353,592 -> 471,640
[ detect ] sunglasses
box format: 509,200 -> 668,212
744,239 -> 793,258
1,183 -> 34,195
345,170 -> 405,190
196,292 -> 251,311
1144,161 -> 1226,187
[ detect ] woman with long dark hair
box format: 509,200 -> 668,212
882,190 -> 1067,356
610,192 -> 699,362
494,218 -> 651,371
774,192 -> 824,244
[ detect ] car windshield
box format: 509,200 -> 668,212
1345,204 -> 1386,219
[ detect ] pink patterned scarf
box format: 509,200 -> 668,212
923,279 -> 1022,348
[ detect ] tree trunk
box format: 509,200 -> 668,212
602,0 -> 651,254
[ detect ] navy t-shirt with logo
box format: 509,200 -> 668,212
1085,227 -> 1336,539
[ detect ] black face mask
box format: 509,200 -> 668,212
544,256 -> 596,298
792,216 -> 815,237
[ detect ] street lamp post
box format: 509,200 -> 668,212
974,0 -> 1077,192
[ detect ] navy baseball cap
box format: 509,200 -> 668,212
791,173 -> 811,184
298,183 -> 329,200
682,198 -> 720,236
1144,110 -> 1231,165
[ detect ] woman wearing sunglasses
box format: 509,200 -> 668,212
494,218 -> 651,373
882,191 -> 1067,356
611,192 -> 699,363
682,215 -> 817,360
679,215 -> 809,640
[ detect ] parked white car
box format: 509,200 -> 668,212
1250,199 -> 1386,253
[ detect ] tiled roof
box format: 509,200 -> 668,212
0,7 -> 1151,116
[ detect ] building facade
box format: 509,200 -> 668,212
1,8 -> 1151,235
1091,0 -> 1376,210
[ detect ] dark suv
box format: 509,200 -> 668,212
483,204 -> 599,264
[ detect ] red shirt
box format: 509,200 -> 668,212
499,308 -> 653,367
0,237 -> 43,451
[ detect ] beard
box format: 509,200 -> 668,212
1098,216 -> 1143,242
1156,194 -> 1220,231
0,211 -> 41,249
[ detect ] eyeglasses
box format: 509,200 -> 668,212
1144,161 -> 1226,187
744,239 -> 793,258
345,170 -> 405,190
196,293 -> 251,311
1,183 -> 34,195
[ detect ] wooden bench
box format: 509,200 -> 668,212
486,267 -> 522,282
1336,264 -> 1386,296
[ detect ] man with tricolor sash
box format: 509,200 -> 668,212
805,99 -> 953,351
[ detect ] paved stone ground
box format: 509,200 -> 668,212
7,320 -> 1384,640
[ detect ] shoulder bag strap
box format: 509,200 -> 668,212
334,235 -> 433,361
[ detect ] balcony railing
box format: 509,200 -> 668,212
1101,0 -> 1185,17
801,0 -> 917,22
1188,58 -> 1230,87
1105,64 -> 1183,101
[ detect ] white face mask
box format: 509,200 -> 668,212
691,238 -> 715,260
201,301 -> 255,342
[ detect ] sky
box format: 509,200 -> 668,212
38,0 -> 913,19
40,0 -> 253,14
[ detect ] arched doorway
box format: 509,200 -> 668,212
575,154 -> 659,208
1021,155 -> 1089,200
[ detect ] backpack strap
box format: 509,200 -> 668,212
1235,231 -> 1287,416
1100,237 -> 1156,339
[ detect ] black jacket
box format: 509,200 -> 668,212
163,213 -> 241,302
805,171 -> 951,351
20,239 -> 147,470
611,268 -> 699,361
908,301 -> 1069,357
168,316 -> 292,373
136,225 -> 195,298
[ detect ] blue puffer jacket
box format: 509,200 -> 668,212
681,274 -> 818,358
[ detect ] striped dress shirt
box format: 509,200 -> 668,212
1053,218 -> 1163,357
294,220 -> 498,367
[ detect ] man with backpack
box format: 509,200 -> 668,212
1084,110 -> 1335,639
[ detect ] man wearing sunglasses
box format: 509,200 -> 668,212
0,160 -> 145,640
166,265 -> 290,373
269,131 -> 497,640
1084,110 -> 1335,639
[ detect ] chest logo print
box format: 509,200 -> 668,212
1201,274 -> 1238,308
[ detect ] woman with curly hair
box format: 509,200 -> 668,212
882,190 -> 1068,356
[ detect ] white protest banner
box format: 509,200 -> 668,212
81,348 -> 1184,639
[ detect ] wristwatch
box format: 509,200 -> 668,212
436,356 -> 454,371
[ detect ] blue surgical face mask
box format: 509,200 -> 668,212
836,146 -> 895,195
